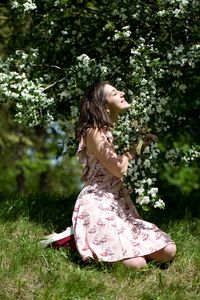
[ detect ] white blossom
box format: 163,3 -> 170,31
148,188 -> 158,198
154,199 -> 165,209
11,0 -> 37,12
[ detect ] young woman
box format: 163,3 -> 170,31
41,81 -> 176,268
71,81 -> 176,269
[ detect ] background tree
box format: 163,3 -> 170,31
0,104 -> 81,194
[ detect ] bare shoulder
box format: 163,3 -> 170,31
87,128 -> 105,142
86,128 -> 106,152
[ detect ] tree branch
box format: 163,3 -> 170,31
31,64 -> 62,70
43,76 -> 66,91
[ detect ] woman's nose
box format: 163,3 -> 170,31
120,91 -> 125,97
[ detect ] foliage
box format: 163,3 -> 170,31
0,50 -> 54,126
2,1 -> 198,126
0,0 -> 199,209
0,105 -> 82,194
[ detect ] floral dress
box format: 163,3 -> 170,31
72,129 -> 174,262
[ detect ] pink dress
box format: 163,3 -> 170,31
72,129 -> 174,262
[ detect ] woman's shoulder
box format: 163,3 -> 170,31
87,126 -> 105,133
86,127 -> 111,140
86,127 -> 105,143
86,127 -> 112,152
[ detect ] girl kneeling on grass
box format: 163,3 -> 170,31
43,81 -> 176,269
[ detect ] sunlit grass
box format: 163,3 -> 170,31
0,194 -> 199,299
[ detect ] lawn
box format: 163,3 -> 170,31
0,194 -> 199,300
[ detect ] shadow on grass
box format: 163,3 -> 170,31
0,192 -> 77,231
55,247 -> 174,275
0,189 -> 199,232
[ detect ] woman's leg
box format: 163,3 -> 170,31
122,256 -> 147,269
122,244 -> 176,269
146,243 -> 176,263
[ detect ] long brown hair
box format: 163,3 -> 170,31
77,81 -> 113,138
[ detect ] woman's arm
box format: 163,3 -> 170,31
86,128 -> 133,179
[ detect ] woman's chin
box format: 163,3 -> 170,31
121,103 -> 130,113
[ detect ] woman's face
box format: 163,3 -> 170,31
104,84 -> 129,116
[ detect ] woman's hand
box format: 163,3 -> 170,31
126,134 -> 158,158
134,134 -> 158,156
143,134 -> 158,145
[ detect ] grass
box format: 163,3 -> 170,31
0,193 -> 200,300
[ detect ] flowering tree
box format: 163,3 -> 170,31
0,0 -> 200,209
